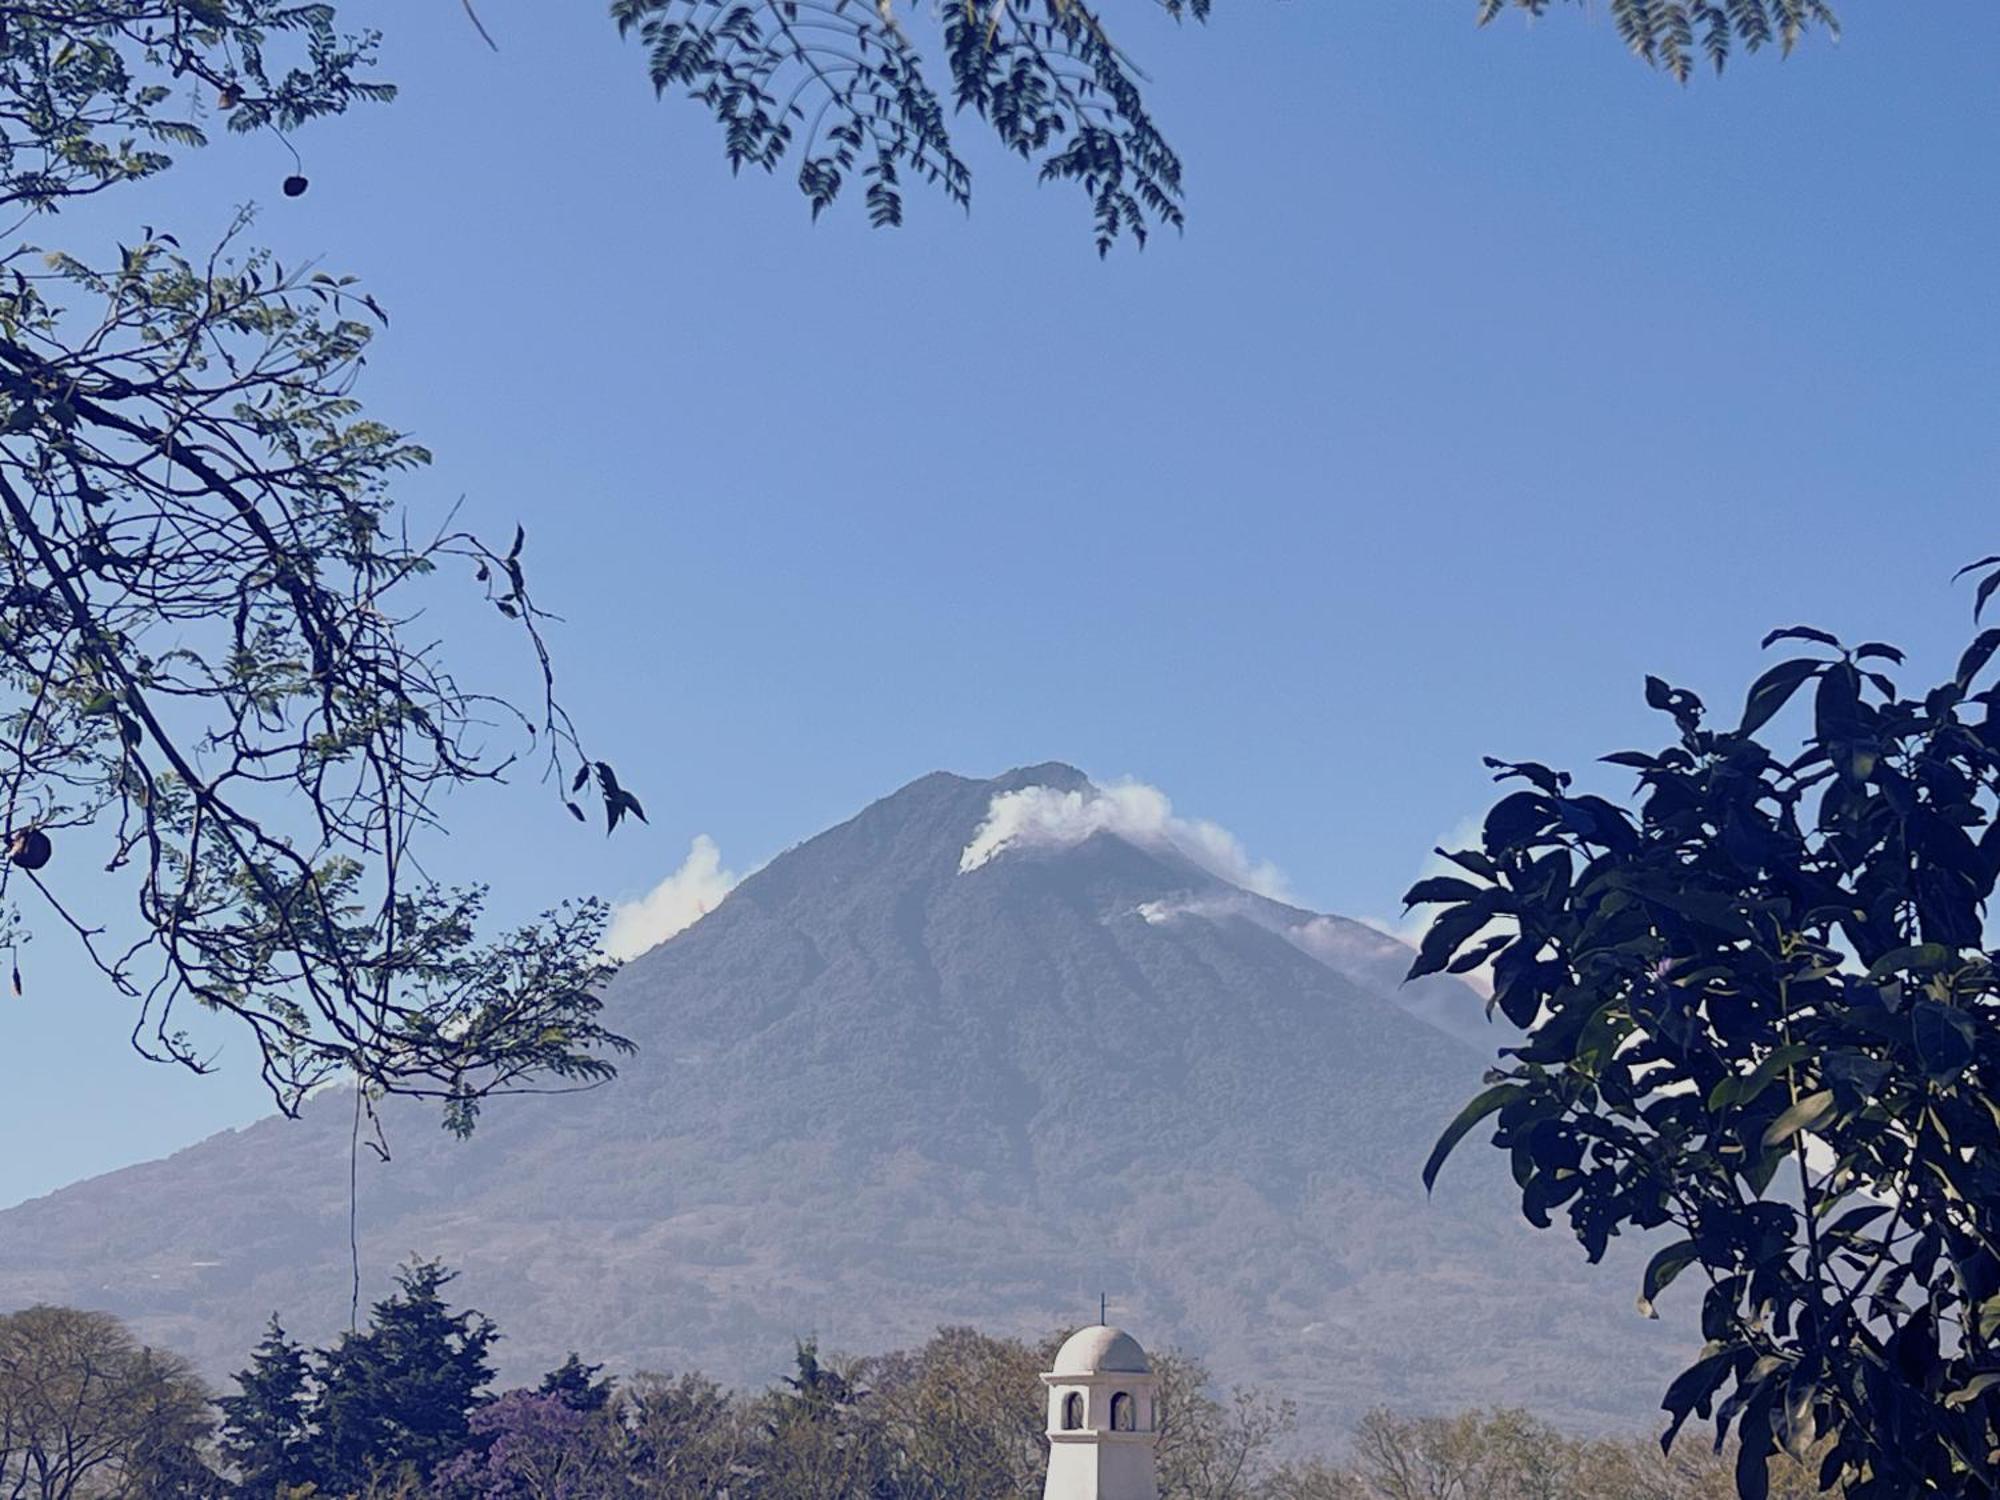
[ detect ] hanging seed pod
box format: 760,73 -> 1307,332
6,828 -> 50,870
282,175 -> 309,198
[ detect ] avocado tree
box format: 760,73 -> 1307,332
1415,561 -> 2000,1497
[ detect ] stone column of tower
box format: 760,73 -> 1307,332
1040,1325 -> 1160,1500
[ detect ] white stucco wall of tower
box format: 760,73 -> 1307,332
1041,1326 -> 1159,1500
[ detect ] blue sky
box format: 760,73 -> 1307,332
2,1 -> 1995,1207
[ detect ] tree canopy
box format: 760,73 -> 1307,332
0,1303 -> 219,1498
0,0 -> 639,1132
1414,561 -> 2000,1497
614,0 -> 1841,251
0,1276 -> 1843,1496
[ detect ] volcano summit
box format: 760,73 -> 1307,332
0,765 -> 1682,1436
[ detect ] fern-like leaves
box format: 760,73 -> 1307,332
613,0 -> 1193,252
1483,0 -> 1839,82
615,0 -> 1840,247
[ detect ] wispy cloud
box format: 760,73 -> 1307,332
605,835 -> 741,961
959,780 -> 1290,900
1137,891 -> 1411,976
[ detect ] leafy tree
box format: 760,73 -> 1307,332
613,0 -> 1841,250
0,1 -> 638,1132
867,1326 -> 1048,1500
750,1339 -> 884,1500
536,1356 -> 615,1417
219,1316 -> 315,1496
1570,1423 -> 1830,1500
0,1304 -> 220,1498
303,1261 -> 498,1495
0,0 -> 391,216
430,1390 -> 622,1500
1258,1463 -> 1367,1500
1283,1407 -> 1828,1500
1343,1407 -> 1580,1500
615,1370 -> 754,1499
1153,1350 -> 1294,1500
1413,562 -> 2000,1497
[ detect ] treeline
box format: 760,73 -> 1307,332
2,1261 -> 1832,1498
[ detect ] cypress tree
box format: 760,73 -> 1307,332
537,1353 -> 615,1414
217,1316 -> 314,1495
304,1260 -> 498,1493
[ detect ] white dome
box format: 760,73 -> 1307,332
1051,1325 -> 1150,1376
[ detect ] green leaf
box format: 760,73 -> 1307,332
1779,1368 -> 1819,1460
1636,885 -> 1754,939
1760,624 -> 1841,651
1821,1203 -> 1891,1243
1422,1083 -> 1522,1194
1952,554 -> 2000,582
1401,875 -> 1482,907
1976,1297 -> 2000,1343
1738,657 -> 1821,737
1637,1238 -> 1700,1319
1854,641 -> 1906,664
1600,750 -> 1658,770
1708,1043 -> 1812,1111
1762,1089 -> 1835,1149
1482,790 -> 1553,852
1662,1345 -> 1740,1449
1957,628 -> 2000,689
1745,1139 -> 1790,1196
1407,897 -> 1496,982
1863,943 -> 1954,982
1980,571 -> 2000,624
1943,1372 -> 2000,1409
1912,1000 -> 1976,1084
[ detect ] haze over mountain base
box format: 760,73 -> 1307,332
0,766 -> 1686,1439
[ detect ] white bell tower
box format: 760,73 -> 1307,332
1040,1324 -> 1159,1500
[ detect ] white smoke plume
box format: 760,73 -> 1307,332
605,835 -> 741,961
1133,821 -> 1499,1001
1137,891 -> 1407,971
959,780 -> 1290,900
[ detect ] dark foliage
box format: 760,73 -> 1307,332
612,0 -> 1840,251
158,1268 -> 1831,1495
0,0 -> 393,214
433,1389 -> 619,1499
0,1304 -> 218,1497
1416,560 -> 2000,1496
299,1260 -> 499,1494
216,1316 -> 313,1493
0,1 -> 640,1130
540,1354 -> 617,1416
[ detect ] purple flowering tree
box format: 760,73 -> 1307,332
432,1391 -> 619,1499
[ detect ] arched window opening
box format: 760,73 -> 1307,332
1110,1392 -> 1135,1432
1062,1392 -> 1085,1431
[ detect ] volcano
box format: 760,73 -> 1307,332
0,765 -> 1683,1437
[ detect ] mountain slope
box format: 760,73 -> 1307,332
0,765 -> 1682,1437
